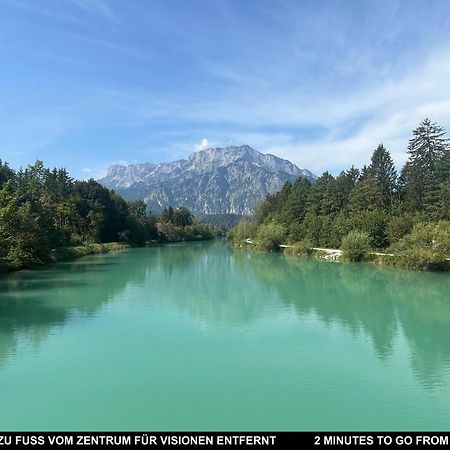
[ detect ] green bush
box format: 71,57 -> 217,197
227,220 -> 255,246
346,210 -> 389,249
287,221 -> 306,243
255,222 -> 287,251
51,242 -> 130,263
157,222 -> 186,242
283,240 -> 313,256
391,221 -> 450,270
157,222 -> 214,242
387,215 -> 414,244
341,230 -> 371,262
7,203 -> 51,269
184,223 -> 214,240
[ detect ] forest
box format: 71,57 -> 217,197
0,162 -> 213,270
229,118 -> 450,270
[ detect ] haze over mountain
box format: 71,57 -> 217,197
99,145 -> 315,215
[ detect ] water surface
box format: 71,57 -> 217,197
1,241 -> 449,430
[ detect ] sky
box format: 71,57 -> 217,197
1,0 -> 450,179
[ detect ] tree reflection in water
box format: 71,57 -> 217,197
0,241 -> 449,389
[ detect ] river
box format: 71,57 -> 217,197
0,240 -> 449,430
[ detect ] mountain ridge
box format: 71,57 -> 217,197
99,145 -> 315,215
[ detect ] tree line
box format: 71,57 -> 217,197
0,161 -> 213,270
229,118 -> 450,270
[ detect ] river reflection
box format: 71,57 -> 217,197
245,252 -> 450,388
0,251 -> 148,367
1,240 -> 449,405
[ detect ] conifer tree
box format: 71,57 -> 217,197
348,175 -> 384,213
425,151 -> 450,219
407,119 -> 449,172
368,144 -> 397,207
402,119 -> 450,211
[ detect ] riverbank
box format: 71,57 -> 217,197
50,242 -> 131,262
0,242 -> 131,274
0,235 -> 216,274
239,239 -> 450,272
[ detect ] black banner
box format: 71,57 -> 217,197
0,432 -> 448,449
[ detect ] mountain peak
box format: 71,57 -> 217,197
99,145 -> 315,214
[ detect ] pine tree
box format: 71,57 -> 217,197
368,144 -> 397,207
434,151 -> 450,184
161,206 -> 175,223
348,175 -> 384,213
359,164 -> 370,182
335,168 -> 359,211
173,207 -> 193,227
0,160 -> 14,189
283,177 -> 311,222
407,118 -> 449,172
402,118 -> 450,211
308,172 -> 339,215
425,151 -> 450,219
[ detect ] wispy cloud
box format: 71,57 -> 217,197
66,0 -> 119,23
1,0 -> 450,176
137,43 -> 450,173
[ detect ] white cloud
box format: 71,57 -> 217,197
82,167 -> 92,172
193,138 -> 211,152
4,26 -> 450,176
204,45 -> 450,174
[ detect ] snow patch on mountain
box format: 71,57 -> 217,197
99,145 -> 315,215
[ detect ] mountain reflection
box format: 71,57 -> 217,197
0,241 -> 449,387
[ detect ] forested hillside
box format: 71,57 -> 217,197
0,162 -> 212,270
229,119 -> 450,270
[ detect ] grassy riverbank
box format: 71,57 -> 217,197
233,226 -> 450,272
0,232 -> 217,274
51,242 -> 131,262
0,242 -> 131,273
235,241 -> 450,272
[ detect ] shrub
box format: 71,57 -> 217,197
227,220 -> 255,246
283,240 -> 313,256
346,210 -> 389,249
184,223 -> 214,240
157,222 -> 185,242
391,221 -> 450,270
255,222 -> 287,251
387,215 -> 414,244
7,203 -> 51,269
341,230 -> 371,262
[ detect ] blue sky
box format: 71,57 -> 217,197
1,0 -> 450,178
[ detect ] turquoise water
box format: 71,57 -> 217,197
0,240 -> 449,430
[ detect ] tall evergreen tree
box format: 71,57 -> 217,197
173,207 -> 194,227
308,172 -> 339,215
359,164 -> 370,182
368,144 -> 397,207
0,160 -> 15,189
434,150 -> 450,184
161,205 -> 175,223
425,151 -> 450,219
407,118 -> 449,172
402,118 -> 450,211
348,175 -> 384,213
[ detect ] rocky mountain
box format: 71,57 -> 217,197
99,145 -> 315,215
